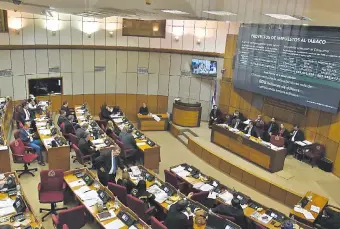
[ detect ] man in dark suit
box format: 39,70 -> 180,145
212,198 -> 247,229
254,114 -> 265,138
19,122 -> 45,165
61,101 -> 71,117
231,118 -> 243,130
278,123 -> 289,139
232,110 -> 245,122
76,123 -> 89,139
287,125 -> 305,154
100,104 -> 112,120
18,102 -> 32,124
138,103 -> 149,115
243,121 -> 257,137
94,146 -> 123,186
209,105 -> 222,128
63,115 -> 75,134
57,110 -> 67,127
119,127 -> 138,155
263,117 -> 279,142
164,199 -> 193,229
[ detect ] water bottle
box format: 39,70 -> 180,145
177,189 -> 180,196
16,184 -> 21,196
114,196 -> 119,209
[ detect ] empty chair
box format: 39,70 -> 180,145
270,135 -> 285,147
52,205 -> 86,229
151,216 -> 167,229
303,143 -> 325,167
164,170 -> 188,194
10,139 -> 38,178
108,182 -> 128,205
126,194 -> 155,223
71,144 -> 91,166
38,169 -> 67,221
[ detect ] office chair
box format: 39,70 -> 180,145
191,191 -> 210,205
108,182 -> 128,205
62,225 -> 69,229
254,222 -> 267,229
52,205 -> 86,229
68,133 -> 79,147
164,170 -> 189,194
9,139 -> 38,178
38,169 -> 67,221
13,130 -> 20,139
151,216 -> 167,229
270,135 -> 285,147
126,194 -> 155,223
115,139 -> 137,160
303,143 -> 325,167
71,144 -> 91,166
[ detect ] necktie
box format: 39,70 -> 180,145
268,123 -> 272,133
109,152 -> 117,175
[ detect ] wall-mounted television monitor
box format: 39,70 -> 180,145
28,77 -> 62,96
192,59 -> 217,77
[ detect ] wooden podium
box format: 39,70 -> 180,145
137,114 -> 169,131
172,100 -> 202,127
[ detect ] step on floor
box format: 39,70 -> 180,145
177,134 -> 189,146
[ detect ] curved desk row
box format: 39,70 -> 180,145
0,98 -> 12,173
172,101 -> 202,127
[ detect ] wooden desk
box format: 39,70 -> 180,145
137,114 -> 169,131
0,143 -> 11,173
211,125 -> 286,172
172,101 -> 202,127
36,110 -> 70,171
0,98 -> 13,141
64,168 -> 150,229
111,115 -> 161,171
290,191 -> 328,225
0,172 -> 44,228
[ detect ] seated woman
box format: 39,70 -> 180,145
131,180 -> 155,208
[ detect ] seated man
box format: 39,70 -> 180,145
164,199 -> 193,229
212,198 -> 247,229
63,115 -> 76,134
119,127 -> 138,158
209,105 -> 222,128
19,122 -> 45,166
231,118 -> 243,130
243,121 -> 257,137
117,169 -> 136,194
61,101 -> 72,117
57,110 -> 67,127
287,125 -> 305,154
263,117 -> 279,142
78,131 -> 98,168
231,110 -> 245,122
138,103 -> 149,115
100,104 -> 112,120
76,123 -> 89,139
18,101 -> 32,125
112,106 -> 123,115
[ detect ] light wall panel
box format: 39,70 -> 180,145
139,37 -> 150,48
60,50 -> 72,73
158,74 -> 170,96
183,27 -> 194,51
189,77 -> 201,101
137,74 -> 148,94
13,75 -> 26,100
105,50 -> 117,93
71,21 -> 83,45
126,73 -> 138,94
22,18 -> 35,45
149,38 -> 161,49
168,75 -> 180,97
200,78 -> 213,102
138,52 -> 150,68
116,73 -> 127,93
127,51 -> 138,73
60,21 -> 72,45
0,51 -> 11,70
62,73 -> 73,95
159,54 -> 171,75
11,50 -> 24,76
34,19 -> 47,44
83,50 -> 95,72
72,72 -> 84,94
0,77 -> 13,98
170,54 -> 181,76
48,49 -> 60,71
36,50 -> 49,74
148,53 -> 160,74
95,71 -> 106,93
117,51 -> 128,73
147,73 -> 159,95
84,72 -> 95,94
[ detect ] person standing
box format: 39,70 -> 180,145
209,105 -> 222,128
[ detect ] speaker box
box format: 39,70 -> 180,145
318,157 -> 333,172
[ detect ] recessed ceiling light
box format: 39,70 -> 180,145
161,10 -> 189,14
203,11 -> 236,16
265,14 -> 300,20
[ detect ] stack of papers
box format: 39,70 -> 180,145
311,205 -> 320,213
258,214 -> 273,224
130,166 -> 141,176
104,219 -> 125,229
74,186 -> 98,201
0,206 -> 16,217
200,184 -> 214,192
218,191 -> 234,204
147,185 -> 168,203
171,166 -> 185,174
136,142 -> 146,146
113,118 -> 123,123
193,182 -> 204,189
78,116 -> 85,121
39,129 -> 51,135
176,170 -> 190,178
152,114 -> 161,122
68,179 -> 86,188
36,122 -> 46,127
208,192 -> 218,199
92,139 -> 104,145
0,198 -> 15,209
294,206 -> 315,220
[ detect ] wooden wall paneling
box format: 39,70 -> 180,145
324,139 -> 339,162
209,153 -> 220,168
219,160 -> 231,175
157,96 -> 168,113
240,90 -> 252,112
305,108 -> 320,132
223,58 -> 233,78
136,94 -> 148,112
83,94 -> 95,113
317,111 -> 332,137
116,94 -> 127,115
37,96 -> 50,102
94,94 -> 106,116
285,192 -> 303,208
304,129 -> 316,142
194,143 -> 202,158
333,146 -> 340,177
229,165 -> 243,181
219,81 -> 231,107
147,95 -> 158,114
201,149 -> 210,163
219,105 -> 229,114
187,137 -> 195,152
254,178 -> 270,195
50,95 -> 62,112
229,87 -> 240,109
61,95 -> 73,108
249,105 -> 262,120
72,95 -> 84,106
241,171 -> 256,188
126,94 -> 137,121
106,94 -> 116,106
328,113 -> 340,143
269,185 -> 287,204
224,34 -> 237,58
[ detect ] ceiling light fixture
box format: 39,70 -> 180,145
264,14 -> 311,20
203,11 -> 236,16
161,10 -> 189,15
196,39 -> 201,45
153,25 -> 159,32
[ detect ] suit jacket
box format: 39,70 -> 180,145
243,126 -> 258,137
119,132 -> 137,150
139,107 -> 149,115
19,129 -> 31,144
212,204 -> 246,229
76,128 -> 87,139
78,138 -> 96,156
231,119 -> 243,130
164,203 -> 193,229
278,128 -> 289,139
117,178 -> 136,194
94,150 -> 113,173
57,115 -> 67,127
265,122 -> 279,135
61,106 -> 71,117
209,108 -> 222,120
63,120 -> 74,134
18,108 -> 31,124
101,107 -> 111,120
290,130 -> 305,142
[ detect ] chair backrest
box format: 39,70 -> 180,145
126,194 -> 148,222
71,144 -> 85,164
270,135 -> 284,147
108,182 -> 128,205
40,169 -> 64,192
13,130 -> 20,139
109,132 -> 119,140
191,191 -> 209,204
69,134 -> 79,146
62,225 -> 69,229
164,170 -> 179,189
10,139 -> 25,157
60,122 -> 65,133
151,216 -> 167,229
312,143 -> 325,157
58,205 -> 86,229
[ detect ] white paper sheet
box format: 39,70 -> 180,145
0,146 -> 8,150
68,179 -> 86,188
147,185 -> 168,203
130,166 -> 141,176
218,191 -> 234,204
152,114 -> 161,122
176,170 -> 190,178
303,140 -> 313,145
171,166 -> 185,174
208,192 -> 218,199
243,119 -> 251,125
104,219 -> 125,229
200,184 -> 214,192
0,206 -> 15,217
303,211 -> 315,220
258,214 -> 273,224
193,182 -> 204,189
136,142 -> 146,146
310,205 -> 320,213
92,139 -> 104,145
0,198 -> 14,209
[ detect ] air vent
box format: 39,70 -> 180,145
95,66 -> 106,72
0,70 -> 12,77
49,67 -> 60,73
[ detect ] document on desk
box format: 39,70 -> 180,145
152,114 -> 161,122
176,170 -> 190,178
130,166 -> 141,176
303,140 -> 313,145
0,198 -> 14,209
218,191 -> 234,204
200,184 -> 214,192
36,122 -> 46,127
92,139 -> 104,145
258,214 -> 273,224
193,182 -> 204,189
0,206 -> 15,217
77,190 -> 99,201
68,179 -> 86,188
84,199 -> 97,212
208,192 -> 218,199
310,205 -> 320,213
104,219 -> 125,229
136,142 -> 146,146
39,129 -> 51,135
147,185 -> 168,203
113,118 -> 123,123
171,165 -> 185,174
0,146 -> 8,150
303,211 -> 315,220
